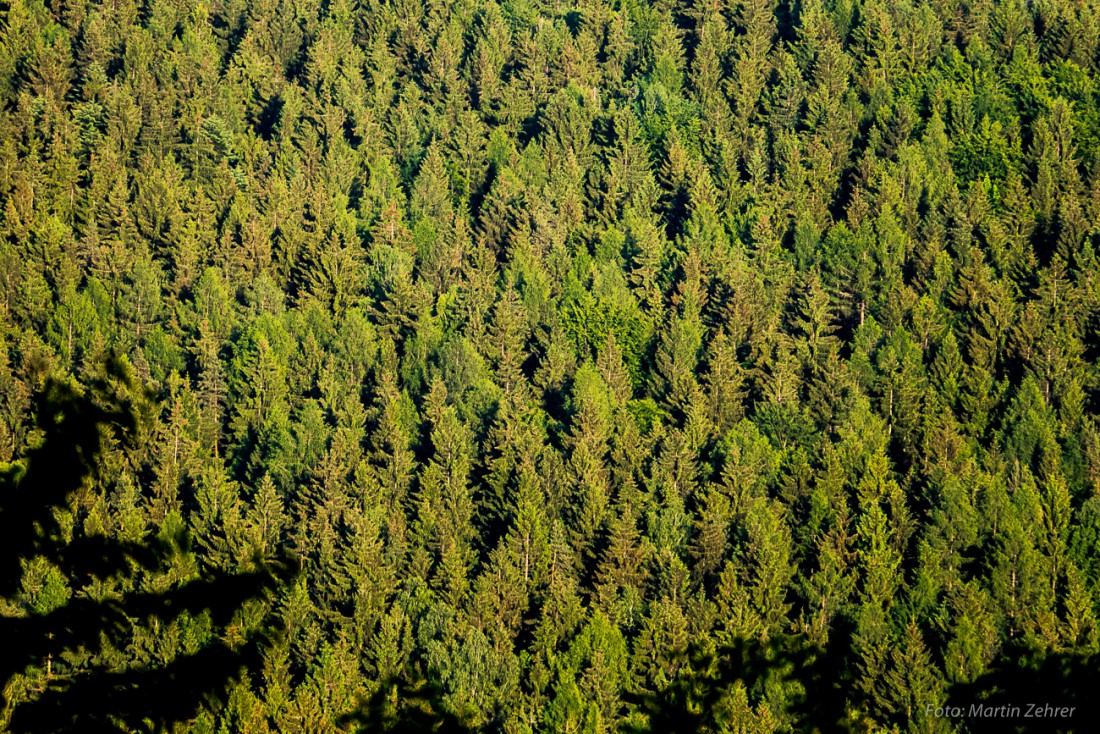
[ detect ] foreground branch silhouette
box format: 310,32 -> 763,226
0,357 -> 294,733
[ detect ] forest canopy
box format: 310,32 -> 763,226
1,0 -> 1100,731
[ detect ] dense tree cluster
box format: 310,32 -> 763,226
2,0 -> 1100,730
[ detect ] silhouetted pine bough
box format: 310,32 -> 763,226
620,635 -> 850,734
340,675 -> 473,734
0,357 -> 295,733
945,647 -> 1100,734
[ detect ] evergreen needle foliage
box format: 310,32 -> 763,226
1,0 -> 1099,731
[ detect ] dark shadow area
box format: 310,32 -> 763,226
254,93 -> 285,142
8,633 -> 276,734
0,356 -> 294,733
339,675 -> 472,733
946,648 -> 1099,734
623,634 -> 850,733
